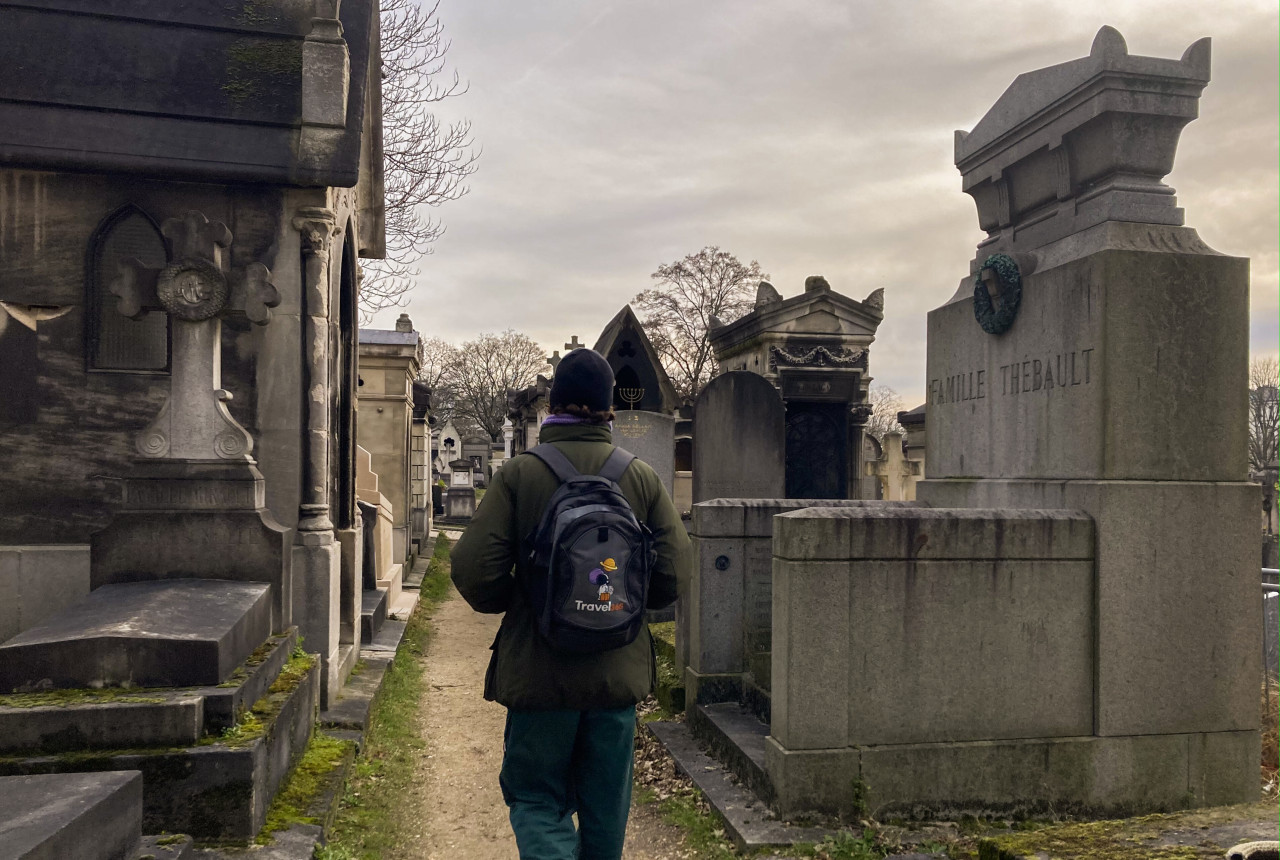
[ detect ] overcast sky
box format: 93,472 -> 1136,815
370,0 -> 1279,408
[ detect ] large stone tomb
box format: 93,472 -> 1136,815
671,26 -> 1260,823
0,771 -> 142,860
0,580 -> 271,691
921,24 -> 1258,790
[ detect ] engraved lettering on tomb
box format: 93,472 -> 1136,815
929,348 -> 1094,405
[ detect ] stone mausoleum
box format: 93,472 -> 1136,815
694,277 -> 885,503
671,27 -> 1260,824
0,0 -> 387,843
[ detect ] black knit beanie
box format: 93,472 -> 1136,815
549,349 -> 615,411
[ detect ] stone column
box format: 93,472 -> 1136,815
849,403 -> 872,499
291,206 -> 348,705
294,207 -> 339,533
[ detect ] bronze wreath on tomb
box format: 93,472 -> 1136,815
972,253 -> 1022,335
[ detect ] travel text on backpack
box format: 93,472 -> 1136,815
522,444 -> 656,654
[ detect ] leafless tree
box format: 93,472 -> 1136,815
865,384 -> 906,443
447,330 -> 548,441
361,0 -> 479,319
1250,356 -> 1279,473
417,335 -> 458,427
632,246 -> 768,399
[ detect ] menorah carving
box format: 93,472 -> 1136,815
617,387 -> 644,410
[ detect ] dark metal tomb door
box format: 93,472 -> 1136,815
784,402 -> 847,499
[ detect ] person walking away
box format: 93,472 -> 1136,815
451,348 -> 691,860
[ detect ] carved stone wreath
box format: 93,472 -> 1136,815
156,257 -> 229,321
769,344 -> 865,371
972,253 -> 1022,335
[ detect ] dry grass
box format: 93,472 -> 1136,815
1263,679 -> 1278,797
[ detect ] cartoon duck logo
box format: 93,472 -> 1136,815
589,558 -> 617,601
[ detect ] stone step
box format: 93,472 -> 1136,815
0,658 -> 320,841
690,701 -> 774,806
0,770 -> 143,860
378,562 -> 404,609
0,696 -> 204,754
360,588 -> 388,644
0,580 -> 273,691
388,588 -> 419,621
0,628 -> 300,753
646,721 -> 834,851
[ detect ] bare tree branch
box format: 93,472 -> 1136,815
632,246 -> 767,399
865,384 -> 906,443
1250,356 -> 1279,473
417,335 -> 459,427
446,330 -> 548,441
361,0 -> 479,320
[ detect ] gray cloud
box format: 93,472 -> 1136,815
375,0 -> 1279,405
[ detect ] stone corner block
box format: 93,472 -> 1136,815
764,736 -> 861,819
691,500 -> 746,537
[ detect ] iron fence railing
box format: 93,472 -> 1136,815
1264,570 -> 1278,680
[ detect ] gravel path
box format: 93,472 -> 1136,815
403,581 -> 697,859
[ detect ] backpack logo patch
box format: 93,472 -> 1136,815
582,558 -> 626,612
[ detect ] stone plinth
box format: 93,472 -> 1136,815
770,507 -> 1094,753
0,771 -> 142,860
0,580 -> 272,691
90,461 -> 291,631
756,505 -> 1260,820
446,488 -> 476,519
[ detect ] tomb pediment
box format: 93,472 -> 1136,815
710,280 -> 883,356
594,305 -> 681,413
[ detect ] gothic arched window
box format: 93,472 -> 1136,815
87,206 -> 170,371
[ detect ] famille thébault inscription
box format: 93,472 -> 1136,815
930,348 -> 1094,405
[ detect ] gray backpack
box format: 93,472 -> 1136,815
521,444 -> 655,654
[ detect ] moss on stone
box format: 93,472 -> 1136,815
222,38 -> 302,105
216,632 -> 290,688
257,732 -> 355,843
976,803 -> 1277,860
215,652 -> 316,749
0,688 -> 168,708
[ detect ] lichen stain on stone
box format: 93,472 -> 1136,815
0,171 -> 48,257
976,802 -> 1278,860
222,38 -> 302,106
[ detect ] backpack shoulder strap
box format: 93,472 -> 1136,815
598,447 -> 636,484
527,443 -> 580,484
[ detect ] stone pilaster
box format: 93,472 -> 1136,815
290,205 -> 347,707
293,207 -> 340,535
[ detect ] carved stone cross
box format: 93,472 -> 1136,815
108,209 -> 280,461
564,336 -> 583,352
547,350 -> 562,369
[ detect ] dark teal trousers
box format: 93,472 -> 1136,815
499,705 -> 636,860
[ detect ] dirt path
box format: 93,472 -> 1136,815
404,580 -> 694,859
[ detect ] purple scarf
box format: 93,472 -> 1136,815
541,414 -> 612,429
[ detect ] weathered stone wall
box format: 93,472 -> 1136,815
0,169 -> 285,543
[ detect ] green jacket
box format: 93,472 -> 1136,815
450,423 -> 690,711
